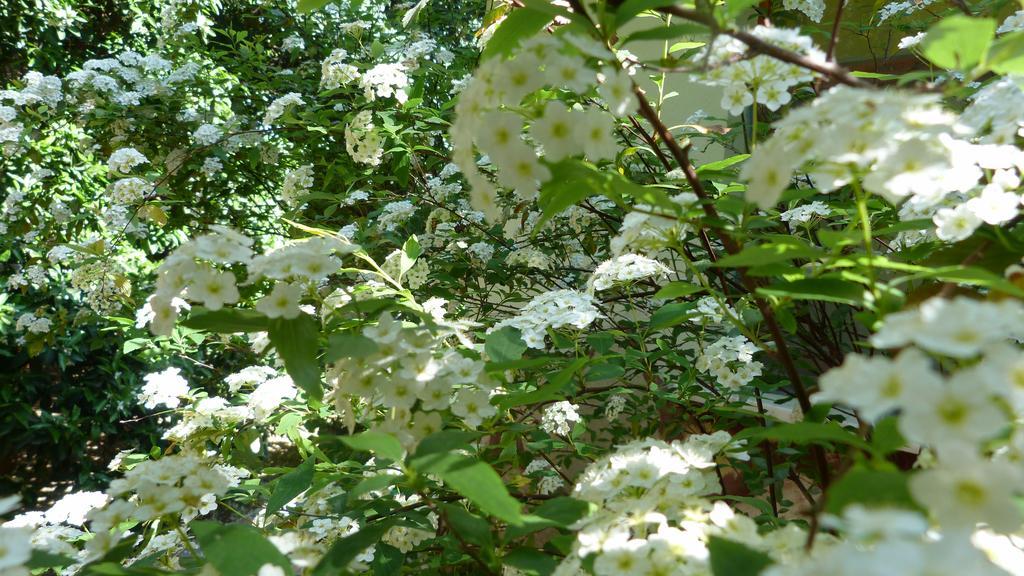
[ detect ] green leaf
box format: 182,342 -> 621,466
412,452 -> 523,524
350,473 -> 400,499
614,0 -> 682,28
192,521 -> 291,576
181,307 -> 269,333
414,429 -> 482,459
586,331 -> 616,354
508,496 -> 593,538
313,520 -> 395,576
825,466 -> 918,514
442,503 -> 493,548
696,154 -> 750,174
27,550 -> 74,569
268,315 -> 322,401
653,281 -> 705,300
708,536 -> 774,576
537,160 -> 624,229
620,22 -> 708,46
496,357 -> 587,409
870,416 -> 906,456
734,421 -> 872,452
921,15 -> 996,70
266,457 -> 315,516
724,0 -> 760,18
325,333 -> 379,362
714,236 -> 822,268
649,302 -> 696,330
486,326 -> 528,363
481,6 -> 553,61
341,431 -> 405,462
502,547 -> 559,575
297,0 -> 333,12
757,278 -> 865,306
399,235 -> 421,278
987,31 -> 1024,73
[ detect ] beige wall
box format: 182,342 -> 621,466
621,14 -> 729,164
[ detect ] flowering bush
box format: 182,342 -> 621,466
4,0 -> 1024,574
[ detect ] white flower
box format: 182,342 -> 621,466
192,123 -> 222,146
107,147 -> 149,174
965,183 -> 1021,226
138,367 -> 190,409
578,109 -> 618,162
44,491 -> 109,526
248,376 -> 298,420
264,92 -> 304,125
588,254 -> 669,292
255,282 -> 304,319
871,297 -> 1024,358
934,203 -> 983,242
598,67 -> 636,118
531,101 -> 582,162
451,389 -> 496,427
899,371 -> 1007,451
813,348 -> 941,422
910,453 -> 1023,532
541,401 -> 582,436
491,289 -> 602,349
780,200 -> 830,224
898,32 -> 926,50
186,266 -> 239,311
0,525 -> 32,571
494,141 -> 550,200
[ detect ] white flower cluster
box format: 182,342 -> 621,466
558,433 -> 771,576
281,164 -> 314,205
281,34 -> 305,51
3,491 -> 110,569
329,312 -> 499,444
1,70 -> 63,107
344,110 -> 384,166
961,76 -> 1024,146
451,36 -> 623,220
15,312 -> 52,334
191,123 -> 222,146
138,366 -> 190,409
269,484 -> 375,571
143,227 -> 354,335
0,497 -> 31,576
782,0 -> 824,21
359,62 -> 409,103
877,0 -> 936,21
813,297 -> 1024,542
492,289 -> 602,349
697,27 -> 825,115
63,50 -> 200,107
320,49 -> 360,90
109,177 -> 148,204
264,92 -> 304,125
779,200 -> 830,224
742,86 -> 1024,242
766,506 -> 1006,576
610,193 -> 695,255
997,10 -> 1024,34
541,401 -> 582,436
107,147 -> 149,174
82,453 -> 242,559
588,253 -> 669,292
689,295 -> 737,325
694,335 -> 763,390
376,200 -> 417,231
0,104 -> 22,155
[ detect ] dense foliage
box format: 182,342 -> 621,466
3,0 -> 1024,574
